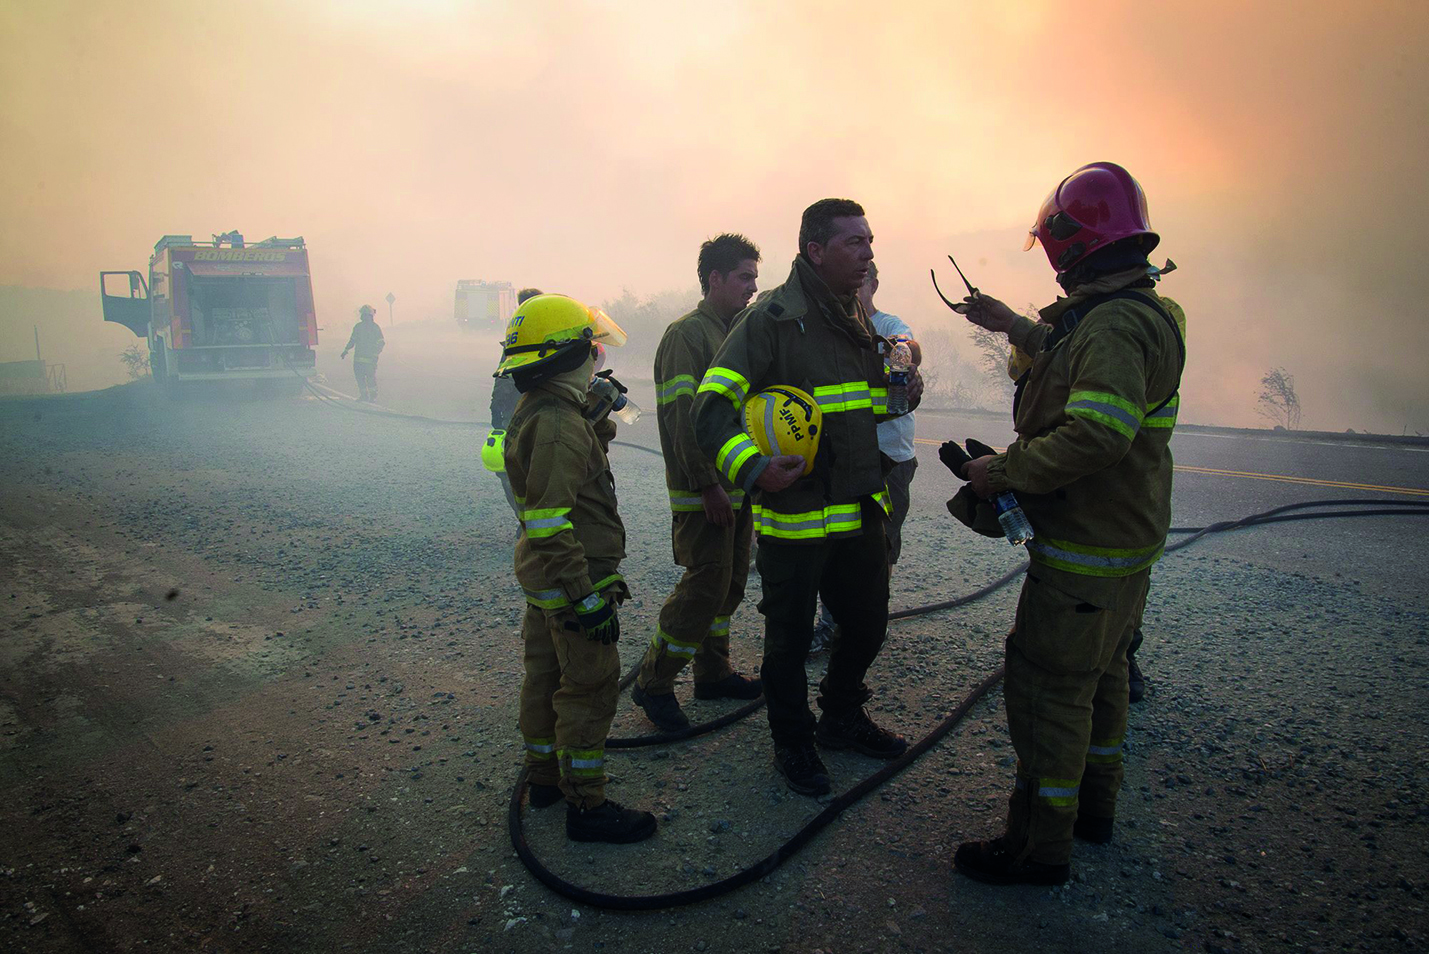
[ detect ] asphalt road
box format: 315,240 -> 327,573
1,348 -> 1425,954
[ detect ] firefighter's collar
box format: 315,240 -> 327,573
752,260 -> 813,323
696,297 -> 736,330
1039,266 -> 1164,324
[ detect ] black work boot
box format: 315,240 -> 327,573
815,706 -> 908,759
566,799 -> 657,844
632,684 -> 690,732
1127,627 -> 1146,703
693,672 -> 763,700
954,838 -> 1070,886
1073,814 -> 1114,844
773,743 -> 831,797
528,782 -> 563,809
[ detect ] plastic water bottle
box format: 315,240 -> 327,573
886,339 -> 913,415
588,375 -> 642,425
611,393 -> 642,425
993,492 -> 1034,546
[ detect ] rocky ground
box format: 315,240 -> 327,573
0,377 -> 1425,954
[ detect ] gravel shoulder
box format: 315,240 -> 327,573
0,382 -> 1425,954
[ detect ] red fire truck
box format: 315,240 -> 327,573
101,232 -> 319,393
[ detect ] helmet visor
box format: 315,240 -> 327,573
1024,186 -> 1057,251
587,307 -> 627,348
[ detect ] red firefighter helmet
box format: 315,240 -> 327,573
1023,162 -> 1159,274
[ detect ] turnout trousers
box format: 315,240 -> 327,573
518,597 -> 622,809
637,504 -> 753,693
1002,568 -> 1151,865
818,457 -> 917,630
755,497 -> 890,747
353,357 -> 379,401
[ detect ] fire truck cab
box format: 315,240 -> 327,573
101,232 -> 319,393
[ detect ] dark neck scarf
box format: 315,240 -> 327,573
793,255 -> 873,350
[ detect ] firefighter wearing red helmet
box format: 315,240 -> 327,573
944,162 -> 1186,886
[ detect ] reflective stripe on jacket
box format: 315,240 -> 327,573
693,257 -> 896,544
985,286 -> 1184,586
656,299 -> 746,512
504,386 -> 626,607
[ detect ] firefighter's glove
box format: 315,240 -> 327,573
574,593 -> 620,645
965,438 -> 998,459
594,369 -> 628,395
939,440 -> 973,480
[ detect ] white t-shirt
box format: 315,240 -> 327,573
872,310 -> 916,462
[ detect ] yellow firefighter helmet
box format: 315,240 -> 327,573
480,428 -> 506,473
495,294 -> 627,379
743,386 -> 821,476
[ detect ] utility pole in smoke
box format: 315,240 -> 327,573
386,292 -> 395,326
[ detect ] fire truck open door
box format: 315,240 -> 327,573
100,271 -> 150,337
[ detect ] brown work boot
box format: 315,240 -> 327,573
773,742 -> 831,797
815,706 -> 907,759
694,672 -> 763,700
954,838 -> 1069,886
566,799 -> 657,844
632,684 -> 690,732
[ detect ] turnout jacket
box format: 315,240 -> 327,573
345,320 -> 385,362
693,257 -> 893,543
504,383 -> 626,609
985,284 -> 1184,589
655,299 -> 746,513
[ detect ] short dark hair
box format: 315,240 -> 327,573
517,287 -> 543,304
798,198 -> 865,255
697,234 -> 761,295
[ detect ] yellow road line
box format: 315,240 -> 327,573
1173,465 -> 1429,497
913,438 -> 1429,497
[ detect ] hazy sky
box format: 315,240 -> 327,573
2,0 -> 1426,430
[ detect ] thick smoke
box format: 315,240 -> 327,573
1,0 -> 1424,430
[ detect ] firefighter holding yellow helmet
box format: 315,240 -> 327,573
692,198 -> 921,799
496,293 -> 657,844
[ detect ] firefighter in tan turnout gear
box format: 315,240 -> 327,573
340,304 -> 385,402
496,294 -> 657,844
944,162 -> 1186,885
692,199 -> 922,798
631,235 -> 766,732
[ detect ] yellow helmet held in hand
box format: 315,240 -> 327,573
743,386 -> 821,476
495,294 -> 627,389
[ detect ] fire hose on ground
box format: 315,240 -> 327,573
508,497 -> 1429,910
290,377 -> 1429,908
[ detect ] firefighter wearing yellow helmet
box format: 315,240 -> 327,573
496,293 -> 657,844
